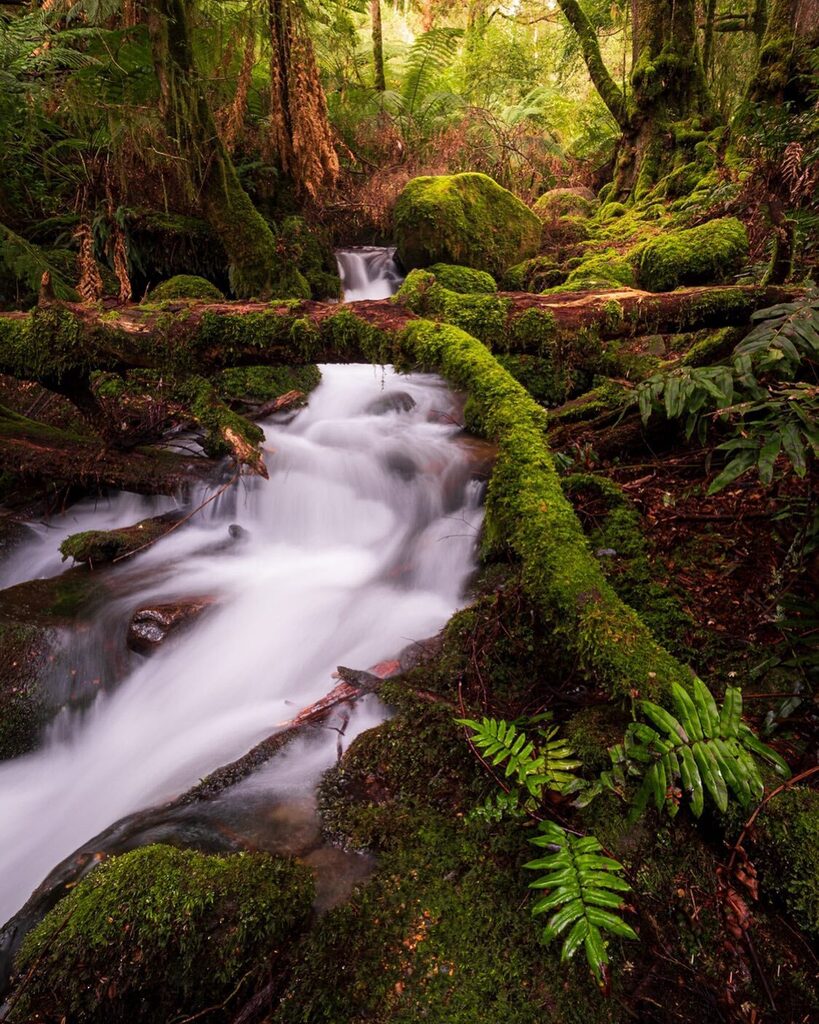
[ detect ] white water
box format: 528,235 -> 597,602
336,246 -> 404,301
0,254 -> 482,926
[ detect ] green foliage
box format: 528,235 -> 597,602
456,715 -> 581,798
12,845 -> 314,1024
0,222 -> 78,304
612,680 -> 790,821
524,821 -> 637,988
734,292 -> 819,379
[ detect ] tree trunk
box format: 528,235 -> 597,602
371,0 -> 386,91
613,0 -> 711,198
146,0 -> 281,300
747,0 -> 819,106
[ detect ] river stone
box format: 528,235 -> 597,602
127,597 -> 214,655
383,451 -> 417,481
366,391 -> 416,415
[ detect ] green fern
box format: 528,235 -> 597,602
0,222 -> 78,301
623,680 -> 790,820
524,821 -> 637,988
456,716 -> 581,797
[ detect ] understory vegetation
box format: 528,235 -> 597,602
0,0 -> 817,1022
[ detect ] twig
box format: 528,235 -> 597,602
112,469 -> 240,563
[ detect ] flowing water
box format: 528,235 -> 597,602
0,251 -> 484,930
336,246 -> 404,301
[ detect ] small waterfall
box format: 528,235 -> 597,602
336,246 -> 404,301
0,364 -> 483,927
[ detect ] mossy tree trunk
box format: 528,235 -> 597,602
145,0 -> 281,299
557,0 -> 712,200
371,0 -> 386,92
746,0 -> 819,106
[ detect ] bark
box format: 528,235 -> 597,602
555,0 -> 628,126
371,0 -> 386,92
145,0 -> 281,299
747,0 -> 819,106
702,0 -> 717,77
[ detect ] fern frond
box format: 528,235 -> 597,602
524,821 -> 637,987
0,222 -> 77,301
401,28 -> 463,118
625,681 -> 790,820
457,717 -> 581,797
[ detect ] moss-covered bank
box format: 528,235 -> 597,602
10,845 -> 314,1024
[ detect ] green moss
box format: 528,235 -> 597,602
12,845 -> 314,1024
565,250 -> 636,289
394,173 -> 541,276
394,271 -> 511,349
598,202 -> 627,221
427,263 -> 497,294
278,216 -> 341,300
500,256 -> 564,292
217,363 -> 321,404
180,375 -> 265,462
636,217 -> 749,292
150,274 -> 224,301
0,620 -> 48,760
533,187 -> 597,220
59,512 -> 179,566
747,788 -> 819,939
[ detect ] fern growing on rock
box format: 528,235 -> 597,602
524,821 -> 637,989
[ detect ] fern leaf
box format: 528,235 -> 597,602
524,822 -> 636,987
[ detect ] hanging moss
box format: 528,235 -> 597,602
11,845 -> 314,1024
393,173 -> 542,277
636,217 -> 748,292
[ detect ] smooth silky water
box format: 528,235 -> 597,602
0,249 -> 484,930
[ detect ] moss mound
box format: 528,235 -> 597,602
533,187 -> 597,220
564,250 -> 636,290
12,845 -> 314,1024
394,173 -> 541,277
427,263 -> 497,294
501,256 -> 564,292
150,274 -> 224,301
636,217 -> 748,292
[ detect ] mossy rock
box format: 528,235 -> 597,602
59,511 -> 183,566
564,250 -> 636,290
150,274 -> 224,301
394,173 -> 541,277
636,217 -> 749,292
501,256 -> 564,292
532,187 -> 597,221
427,263 -> 497,294
746,787 -> 819,939
279,216 -> 341,300
11,845 -> 314,1024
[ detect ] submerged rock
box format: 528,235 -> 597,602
366,390 -> 416,415
127,597 -> 214,655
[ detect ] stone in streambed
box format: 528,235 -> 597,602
60,510 -> 185,567
366,391 -> 416,415
127,597 -> 214,655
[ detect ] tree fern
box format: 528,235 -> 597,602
401,28 -> 463,121
0,222 -> 77,301
524,821 -> 637,988
621,680 -> 790,820
456,715 -> 581,797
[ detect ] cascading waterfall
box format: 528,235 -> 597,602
0,252 -> 484,929
336,246 -> 404,301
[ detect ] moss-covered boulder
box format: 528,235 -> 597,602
564,250 -> 636,290
533,187 -> 597,221
636,217 -> 749,292
10,845 -> 314,1024
501,256 -> 564,292
427,263 -> 497,294
150,274 -> 224,301
394,173 -> 541,277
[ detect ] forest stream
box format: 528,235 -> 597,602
0,249 -> 483,936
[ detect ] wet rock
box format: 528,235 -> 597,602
0,515 -> 35,563
455,435 -> 497,480
60,509 -> 185,567
366,391 -> 416,415
398,634 -> 444,672
0,571 -> 104,760
127,597 -> 214,655
383,450 -> 417,481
